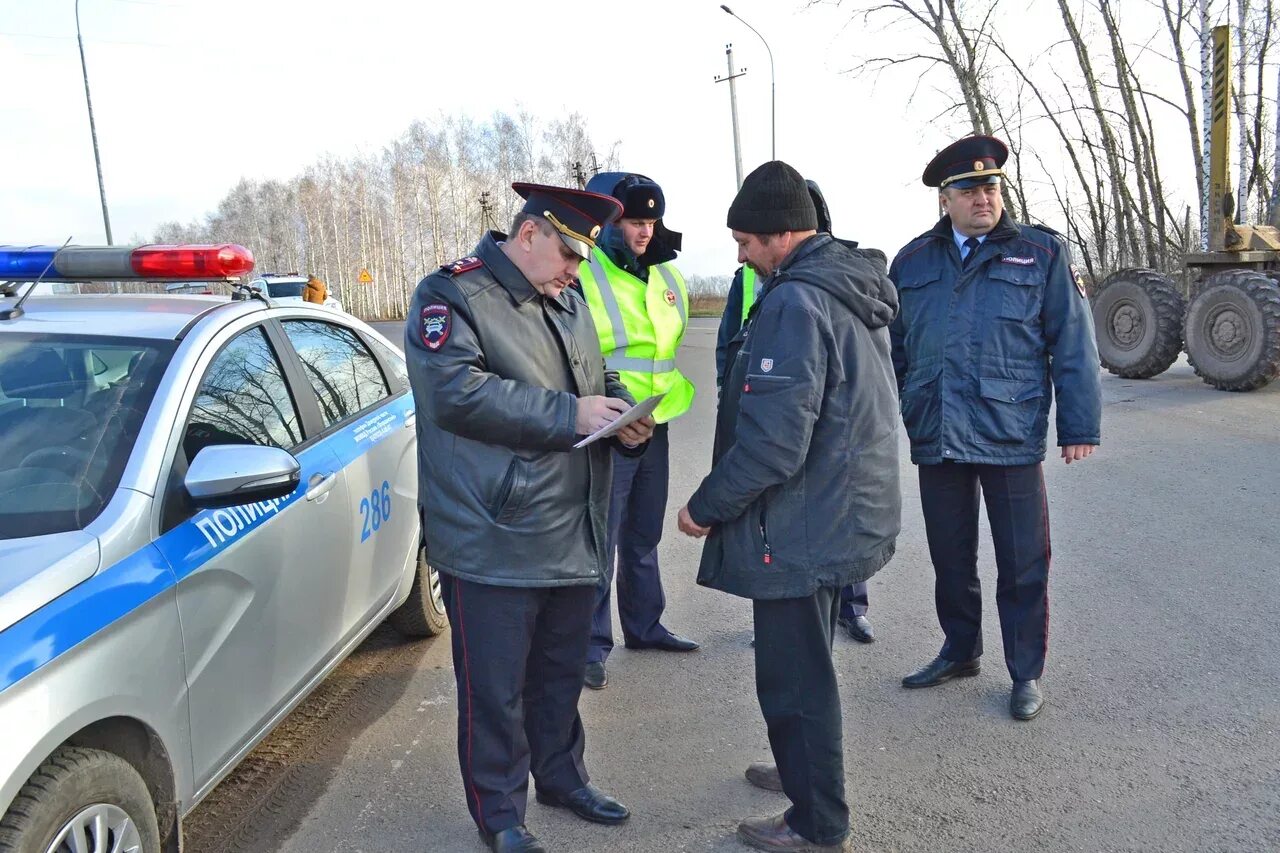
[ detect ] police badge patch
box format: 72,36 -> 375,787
760,358 -> 774,373
1070,264 -> 1087,298
421,303 -> 451,350
664,289 -> 677,306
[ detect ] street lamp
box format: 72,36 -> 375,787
720,4 -> 775,160
76,0 -> 113,245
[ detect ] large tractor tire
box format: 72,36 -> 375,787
1092,268 -> 1185,379
1184,270 -> 1280,391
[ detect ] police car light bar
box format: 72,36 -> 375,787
0,243 -> 255,282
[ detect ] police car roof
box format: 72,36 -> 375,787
0,294 -> 261,340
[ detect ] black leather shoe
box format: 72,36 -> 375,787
535,784 -> 630,825
838,615 -> 875,643
901,655 -> 980,688
583,661 -> 607,690
1010,679 -> 1044,720
624,632 -> 699,652
479,825 -> 546,853
736,812 -> 850,851
745,762 -> 783,792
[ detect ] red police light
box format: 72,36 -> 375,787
130,244 -> 255,279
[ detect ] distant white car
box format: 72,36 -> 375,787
249,273 -> 344,312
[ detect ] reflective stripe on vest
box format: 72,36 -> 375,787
578,248 -> 695,424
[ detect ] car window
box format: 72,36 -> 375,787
266,281 -> 306,299
281,320 -> 391,428
183,327 -> 303,465
367,336 -> 408,390
0,334 -> 173,540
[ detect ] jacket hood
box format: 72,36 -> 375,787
775,234 -> 898,330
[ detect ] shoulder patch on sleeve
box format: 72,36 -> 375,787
442,256 -> 483,275
1070,264 -> 1088,298
420,302 -> 451,350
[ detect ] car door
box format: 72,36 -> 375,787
153,323 -> 355,790
277,318 -> 416,640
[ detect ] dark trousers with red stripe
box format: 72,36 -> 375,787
589,423 -> 674,663
439,573 -> 594,835
918,461 -> 1051,682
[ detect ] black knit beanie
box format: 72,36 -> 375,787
726,160 -> 818,233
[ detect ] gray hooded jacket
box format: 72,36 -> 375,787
688,234 -> 902,600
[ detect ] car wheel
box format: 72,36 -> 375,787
387,544 -> 449,638
0,745 -> 161,853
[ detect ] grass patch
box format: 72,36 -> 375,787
690,294 -> 726,318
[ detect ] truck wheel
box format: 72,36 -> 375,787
0,746 -> 161,853
387,545 -> 449,638
1185,270 -> 1280,391
1092,268 -> 1185,379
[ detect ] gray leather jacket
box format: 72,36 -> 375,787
405,232 -> 636,587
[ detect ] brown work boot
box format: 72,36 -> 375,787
744,762 -> 784,792
736,812 -> 850,851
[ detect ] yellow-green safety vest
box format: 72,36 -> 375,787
739,265 -> 764,326
578,248 -> 695,424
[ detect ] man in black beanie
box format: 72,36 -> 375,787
677,161 -> 902,852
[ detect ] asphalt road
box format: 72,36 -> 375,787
190,317 -> 1280,853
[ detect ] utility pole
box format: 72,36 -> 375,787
571,161 -> 588,189
479,191 -> 498,235
76,0 -> 112,245
714,43 -> 747,189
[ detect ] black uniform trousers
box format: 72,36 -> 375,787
440,573 -> 594,835
753,586 -> 850,846
589,423 -> 673,663
918,461 -> 1051,682
838,582 -> 869,620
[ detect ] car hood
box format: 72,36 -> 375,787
0,532 -> 101,633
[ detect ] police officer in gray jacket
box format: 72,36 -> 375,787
406,183 -> 654,853
678,161 -> 901,853
891,136 -> 1102,722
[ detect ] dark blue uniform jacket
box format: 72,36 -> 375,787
889,213 -> 1102,466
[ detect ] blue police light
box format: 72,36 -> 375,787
0,246 -> 59,280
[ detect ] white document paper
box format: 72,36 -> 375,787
573,393 -> 666,449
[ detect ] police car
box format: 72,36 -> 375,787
0,244 -> 444,852
248,273 -> 344,312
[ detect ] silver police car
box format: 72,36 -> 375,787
0,244 -> 444,852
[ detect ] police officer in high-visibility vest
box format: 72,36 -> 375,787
578,172 -> 699,690
715,179 -> 878,645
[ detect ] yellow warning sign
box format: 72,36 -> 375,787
357,268 -> 373,284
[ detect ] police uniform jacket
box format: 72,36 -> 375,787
889,213 -> 1102,466
688,234 -> 902,600
405,232 -> 637,588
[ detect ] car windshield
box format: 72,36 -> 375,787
266,281 -> 307,298
0,334 -> 173,540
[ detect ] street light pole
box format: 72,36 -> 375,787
721,4 -> 775,160
76,0 -> 113,245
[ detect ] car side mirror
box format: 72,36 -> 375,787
185,444 -> 301,508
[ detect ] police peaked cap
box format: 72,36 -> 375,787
923,135 -> 1009,189
511,182 -> 624,259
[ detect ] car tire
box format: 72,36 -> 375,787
0,745 -> 162,853
387,545 -> 449,638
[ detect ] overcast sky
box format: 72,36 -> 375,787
1,0 -> 1218,276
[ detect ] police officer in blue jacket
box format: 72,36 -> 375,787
891,136 -> 1101,721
